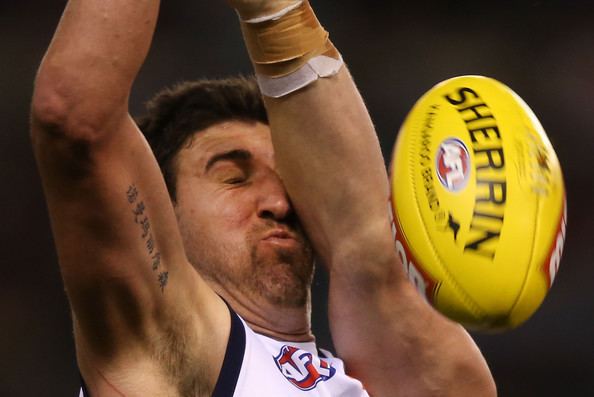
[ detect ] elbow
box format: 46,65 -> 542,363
31,67 -> 125,143
31,82 -> 68,135
482,377 -> 498,397
446,348 -> 497,397
412,320 -> 497,397
461,372 -> 497,397
460,366 -> 497,397
31,86 -> 102,144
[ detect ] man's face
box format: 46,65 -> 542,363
173,120 -> 313,309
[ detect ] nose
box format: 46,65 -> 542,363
256,172 -> 293,222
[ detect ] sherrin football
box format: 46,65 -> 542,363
389,76 -> 566,330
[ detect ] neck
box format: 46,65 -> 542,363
215,286 -> 314,342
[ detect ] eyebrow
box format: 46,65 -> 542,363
204,149 -> 252,172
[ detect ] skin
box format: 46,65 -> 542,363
173,121 -> 314,341
30,0 -> 497,396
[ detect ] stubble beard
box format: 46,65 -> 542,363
247,237 -> 314,308
188,225 -> 314,309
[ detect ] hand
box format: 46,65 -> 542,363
226,0 -> 302,20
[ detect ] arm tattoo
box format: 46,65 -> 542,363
127,184 -> 168,292
158,271 -> 169,292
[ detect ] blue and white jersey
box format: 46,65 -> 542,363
80,310 -> 370,396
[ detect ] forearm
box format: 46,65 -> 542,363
263,70 -> 394,269
32,0 -> 160,134
233,0 -> 394,270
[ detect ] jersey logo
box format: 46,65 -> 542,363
273,345 -> 336,391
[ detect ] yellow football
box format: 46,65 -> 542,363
389,75 -> 566,331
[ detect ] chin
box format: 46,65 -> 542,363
260,263 -> 312,308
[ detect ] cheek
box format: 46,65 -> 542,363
178,191 -> 255,241
212,190 -> 256,228
215,207 -> 250,232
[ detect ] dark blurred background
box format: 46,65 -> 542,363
1,1 -> 593,396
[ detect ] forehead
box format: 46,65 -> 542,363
178,121 -> 274,169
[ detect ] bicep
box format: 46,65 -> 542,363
33,115 -> 221,352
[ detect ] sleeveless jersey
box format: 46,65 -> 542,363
79,309 -> 369,396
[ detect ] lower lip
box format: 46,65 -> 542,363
261,237 -> 299,248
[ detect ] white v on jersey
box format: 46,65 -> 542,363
79,309 -> 370,396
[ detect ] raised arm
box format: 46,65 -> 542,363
229,1 -> 496,395
31,1 -> 228,394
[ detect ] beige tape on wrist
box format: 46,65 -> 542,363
240,0 -> 344,98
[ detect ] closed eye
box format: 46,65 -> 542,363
205,149 -> 252,173
209,163 -> 250,186
205,149 -> 252,186
224,175 -> 247,185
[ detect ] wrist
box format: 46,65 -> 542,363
237,0 -> 344,97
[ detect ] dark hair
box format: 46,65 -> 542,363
136,75 -> 268,201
